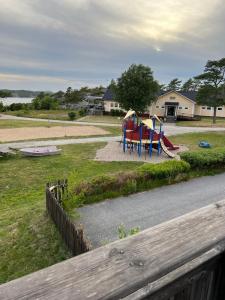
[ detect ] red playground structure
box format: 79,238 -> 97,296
122,110 -> 179,158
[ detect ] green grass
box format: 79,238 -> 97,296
177,117 -> 225,127
1,131 -> 225,284
0,119 -> 80,129
77,115 -> 123,124
0,143 -> 140,284
169,131 -> 225,151
2,110 -> 76,121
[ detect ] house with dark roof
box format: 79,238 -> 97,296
103,88 -> 225,119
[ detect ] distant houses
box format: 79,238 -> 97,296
103,88 -> 225,119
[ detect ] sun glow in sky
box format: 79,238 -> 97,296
0,0 -> 224,90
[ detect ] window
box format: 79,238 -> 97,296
161,106 -> 165,109
110,103 -> 114,107
170,96 -> 176,100
185,107 -> 188,110
202,107 -> 206,109
218,107 -> 223,111
115,103 -> 118,107
156,105 -> 159,108
207,107 -> 211,110
179,107 -> 182,109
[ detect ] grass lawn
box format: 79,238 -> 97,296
170,131 -> 225,151
1,131 -> 224,284
0,119 -> 78,129
177,117 -> 225,127
77,115 -> 123,124
0,143 -> 140,284
2,110 -> 76,121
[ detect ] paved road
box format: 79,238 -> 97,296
0,136 -> 120,150
78,173 -> 225,247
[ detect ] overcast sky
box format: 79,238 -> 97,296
0,0 -> 224,91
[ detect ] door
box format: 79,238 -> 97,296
167,106 -> 176,117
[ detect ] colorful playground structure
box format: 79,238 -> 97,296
122,110 -> 179,158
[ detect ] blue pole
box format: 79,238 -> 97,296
139,124 -> 142,157
157,123 -> 162,156
123,123 -> 126,153
149,128 -> 153,157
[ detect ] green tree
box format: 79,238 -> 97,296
195,58 -> 225,124
0,101 -> 4,112
181,78 -> 201,92
65,87 -> 82,104
0,90 -> 11,98
166,78 -> 182,91
114,64 -> 159,113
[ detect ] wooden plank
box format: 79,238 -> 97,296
1,200 -> 225,300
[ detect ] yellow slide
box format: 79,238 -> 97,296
160,139 -> 176,158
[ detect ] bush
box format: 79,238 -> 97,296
79,109 -> 86,117
180,148 -> 225,169
0,101 -> 3,112
68,111 -> 76,120
72,160 -> 190,207
138,160 -> 191,179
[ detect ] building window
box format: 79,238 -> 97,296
170,96 -> 176,100
161,106 -> 165,109
218,107 -> 223,110
110,103 -> 114,107
115,103 -> 118,108
179,107 -> 182,109
202,107 -> 206,109
185,107 -> 188,110
207,107 -> 211,110
156,105 -> 159,108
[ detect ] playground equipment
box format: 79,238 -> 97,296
122,110 -> 178,158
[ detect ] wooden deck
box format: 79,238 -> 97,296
1,199 -> 225,299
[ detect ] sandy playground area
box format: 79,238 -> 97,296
95,141 -> 188,163
0,126 -> 109,142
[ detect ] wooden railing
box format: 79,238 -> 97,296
1,199 -> 225,299
46,180 -> 91,255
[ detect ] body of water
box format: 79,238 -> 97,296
1,97 -> 34,106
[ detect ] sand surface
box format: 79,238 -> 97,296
0,126 -> 109,142
95,141 -> 188,163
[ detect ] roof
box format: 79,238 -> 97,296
103,88 -> 115,101
159,90 -> 197,103
103,88 -> 197,103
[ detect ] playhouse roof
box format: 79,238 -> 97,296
124,110 -> 136,119
142,119 -> 153,129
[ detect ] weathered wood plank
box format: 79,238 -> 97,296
1,200 -> 225,300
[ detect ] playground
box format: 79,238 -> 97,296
95,110 -> 186,163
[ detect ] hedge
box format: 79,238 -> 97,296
68,160 -> 191,207
180,148 -> 225,169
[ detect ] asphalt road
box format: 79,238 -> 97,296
78,173 -> 225,247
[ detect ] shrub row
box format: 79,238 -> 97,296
68,160 -> 190,207
180,148 -> 225,169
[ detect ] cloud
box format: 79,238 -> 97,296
0,0 -> 224,90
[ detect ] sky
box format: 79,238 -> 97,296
0,0 -> 225,92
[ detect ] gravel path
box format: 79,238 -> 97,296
78,173 -> 225,247
0,136 -> 120,150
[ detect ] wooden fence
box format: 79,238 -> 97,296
46,179 -> 91,255
1,199 -> 225,299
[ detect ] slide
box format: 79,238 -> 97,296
160,139 -> 177,158
162,136 -> 179,150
